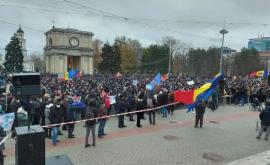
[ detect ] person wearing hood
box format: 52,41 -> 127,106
49,97 -> 61,146
256,98 -> 270,141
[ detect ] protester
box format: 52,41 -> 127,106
194,99 -> 207,128
0,125 -> 6,165
45,101 -> 53,138
146,90 -> 157,125
116,94 -> 127,128
84,99 -> 98,148
98,102 -> 107,138
256,98 -> 270,141
30,97 -> 41,125
136,90 -> 145,128
168,91 -> 175,115
66,98 -> 76,138
127,91 -> 136,121
49,97 -> 61,146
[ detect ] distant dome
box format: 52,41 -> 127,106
17,27 -> 24,33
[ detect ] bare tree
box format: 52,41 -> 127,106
162,36 -> 190,74
93,39 -> 103,72
28,52 -> 44,72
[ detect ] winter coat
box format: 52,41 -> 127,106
30,100 -> 41,115
127,94 -> 136,110
45,103 -> 53,125
116,99 -> 126,114
160,93 -> 168,105
195,102 -> 206,115
85,106 -> 98,127
66,105 -> 76,122
48,105 -> 61,125
259,107 -> 270,126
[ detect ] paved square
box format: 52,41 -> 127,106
4,105 -> 267,165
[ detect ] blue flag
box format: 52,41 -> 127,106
263,69 -> 269,78
150,73 -> 161,86
68,70 -> 73,78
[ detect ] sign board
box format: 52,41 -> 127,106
109,95 -> 116,105
0,113 -> 15,131
187,80 -> 195,85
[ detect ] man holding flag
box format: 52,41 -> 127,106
194,99 -> 207,128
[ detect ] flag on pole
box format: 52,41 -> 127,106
150,73 -> 161,86
174,73 -> 223,112
250,70 -> 268,78
161,74 -> 168,81
64,72 -> 68,80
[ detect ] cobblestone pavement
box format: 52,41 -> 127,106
226,149 -> 270,165
4,105 -> 269,165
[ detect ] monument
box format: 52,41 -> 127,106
44,27 -> 94,75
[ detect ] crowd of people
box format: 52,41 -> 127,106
0,73 -> 269,164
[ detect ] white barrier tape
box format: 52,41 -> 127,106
0,102 -> 180,146
0,132 -> 12,146
42,102 -> 179,128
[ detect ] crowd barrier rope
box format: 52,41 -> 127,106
42,102 -> 180,128
0,102 -> 180,146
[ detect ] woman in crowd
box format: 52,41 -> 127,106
84,99 -> 98,148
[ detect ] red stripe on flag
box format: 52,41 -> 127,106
249,71 -> 257,77
174,90 -> 194,104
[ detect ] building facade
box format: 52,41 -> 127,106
15,27 -> 35,72
44,27 -> 94,74
248,37 -> 270,52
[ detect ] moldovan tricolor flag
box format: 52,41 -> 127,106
174,73 -> 223,112
250,69 -> 268,78
161,74 -> 168,81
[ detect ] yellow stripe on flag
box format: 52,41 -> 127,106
64,72 -> 68,80
256,70 -> 264,77
193,83 -> 212,102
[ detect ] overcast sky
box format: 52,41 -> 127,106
1,0 -> 270,55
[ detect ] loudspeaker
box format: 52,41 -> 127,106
15,125 -> 45,165
46,155 -> 74,165
12,73 -> 41,96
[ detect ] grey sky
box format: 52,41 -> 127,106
1,0 -> 270,55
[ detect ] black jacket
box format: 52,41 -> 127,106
260,107 -> 270,126
30,100 -> 41,115
49,105 -> 61,125
116,99 -> 126,114
85,106 -> 98,126
195,102 -> 206,115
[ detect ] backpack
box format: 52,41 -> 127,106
85,107 -> 94,119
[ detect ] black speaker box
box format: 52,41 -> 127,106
46,155 -> 73,165
12,73 -> 41,96
15,125 -> 45,165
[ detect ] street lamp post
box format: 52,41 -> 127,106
219,29 -> 229,73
